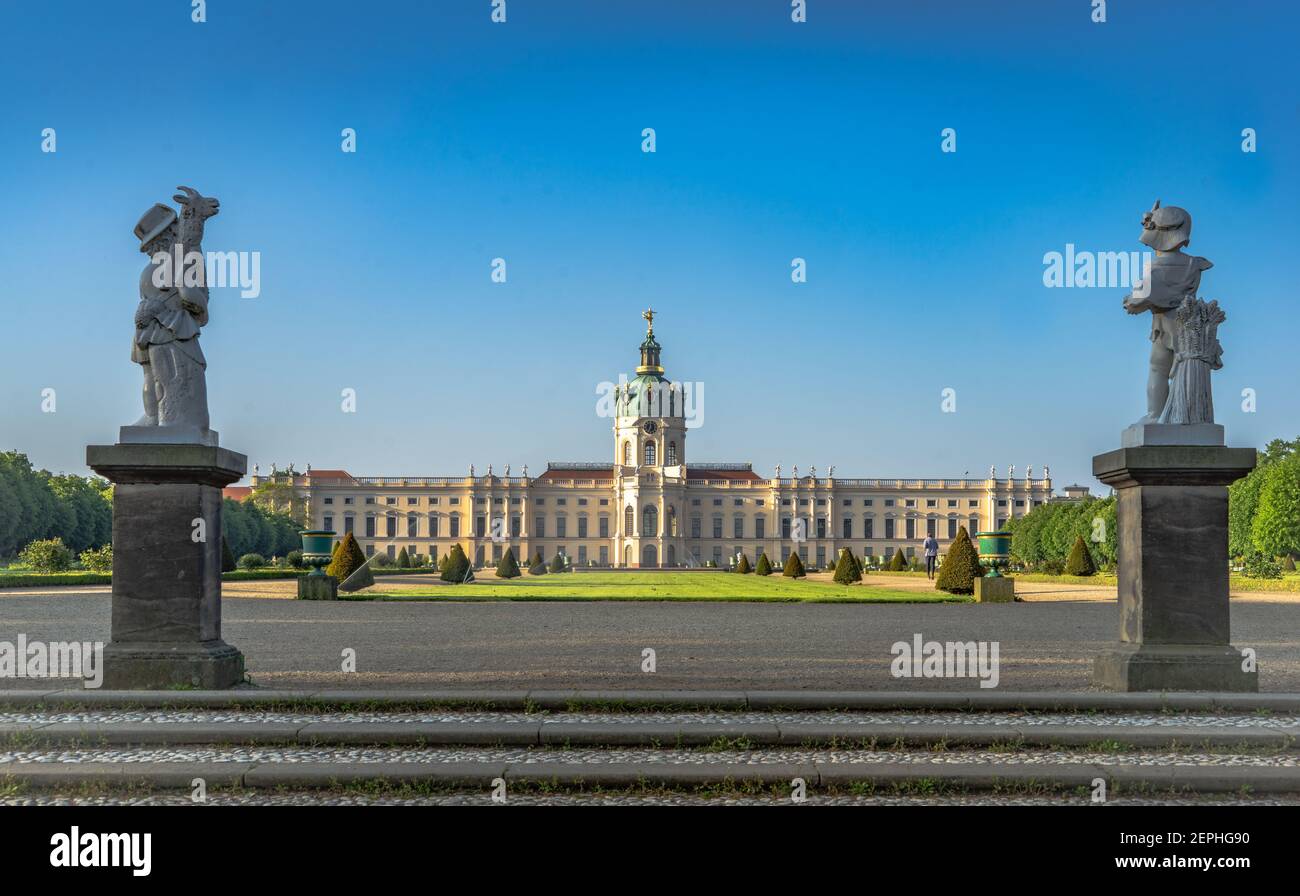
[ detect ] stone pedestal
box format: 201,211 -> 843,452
974,576 -> 1015,603
298,575 -> 338,601
86,442 -> 248,689
1091,445 -> 1257,692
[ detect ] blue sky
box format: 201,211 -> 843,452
1,0 -> 1296,491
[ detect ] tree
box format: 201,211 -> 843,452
1064,535 -> 1096,576
18,537 -> 74,572
496,547 -> 521,579
782,551 -> 806,578
887,548 -> 907,572
1252,453 -> 1300,560
441,543 -> 472,583
249,471 -> 309,526
397,547 -> 411,569
735,553 -> 751,573
327,532 -> 367,580
755,552 -> 772,576
222,537 -> 238,572
935,526 -> 983,594
833,547 -> 862,584
549,552 -> 567,573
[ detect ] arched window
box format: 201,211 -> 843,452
666,441 -> 678,465
625,505 -> 635,535
643,505 -> 658,537
644,441 -> 656,465
622,441 -> 632,465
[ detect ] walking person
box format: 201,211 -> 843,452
923,532 -> 940,580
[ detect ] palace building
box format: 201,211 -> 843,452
232,313 -> 1057,568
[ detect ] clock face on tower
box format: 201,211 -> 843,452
642,421 -> 658,434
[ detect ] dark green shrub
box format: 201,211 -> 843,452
286,549 -> 304,569
326,533 -> 366,581
222,537 -> 238,573
497,547 -> 521,579
755,553 -> 772,576
18,538 -> 74,573
78,544 -> 113,573
782,552 -> 806,578
735,553 -> 751,574
887,549 -> 907,572
1064,535 -> 1096,576
935,527 -> 983,594
549,552 -> 566,573
1242,552 -> 1283,579
833,547 -> 862,584
1283,555 -> 1296,572
237,553 -> 266,570
441,544 -> 472,583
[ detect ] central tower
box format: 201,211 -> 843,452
614,309 -> 687,566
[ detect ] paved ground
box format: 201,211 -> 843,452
3,589 -> 1298,691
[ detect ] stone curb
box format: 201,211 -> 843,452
3,721 -> 1295,750
4,689 -> 1300,712
3,760 -> 1299,794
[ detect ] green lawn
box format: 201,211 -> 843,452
350,571 -> 967,603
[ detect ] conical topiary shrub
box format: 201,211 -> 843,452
755,553 -> 772,576
549,552 -> 566,573
833,547 -> 862,584
735,553 -> 751,574
496,547 -> 521,579
935,526 -> 982,594
887,548 -> 907,572
330,533 -> 375,591
397,547 -> 411,568
441,543 -> 472,583
221,537 -> 237,573
1064,535 -> 1096,576
1284,555 -> 1297,572
783,551 -> 806,578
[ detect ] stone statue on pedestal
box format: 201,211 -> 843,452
1093,202 -> 1255,692
128,186 -> 221,445
86,184 -> 248,688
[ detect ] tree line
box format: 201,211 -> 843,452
0,451 -> 112,558
1,450 -> 300,564
1007,435 -> 1300,571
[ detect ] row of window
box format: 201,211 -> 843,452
322,494 -> 1042,510
328,514 -> 1011,541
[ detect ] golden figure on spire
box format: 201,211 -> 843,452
642,307 -> 655,335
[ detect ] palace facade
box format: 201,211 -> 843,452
233,314 -> 1057,568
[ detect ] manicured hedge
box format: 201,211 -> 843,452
0,572 -> 113,588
